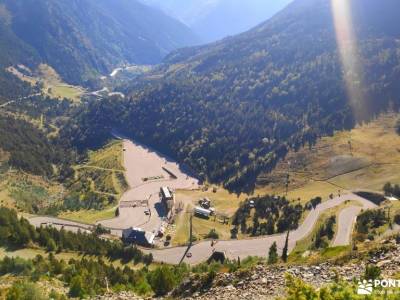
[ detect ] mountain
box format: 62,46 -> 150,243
0,0 -> 198,84
141,0 -> 293,42
66,0 -> 400,193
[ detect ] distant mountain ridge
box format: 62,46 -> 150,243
66,0 -> 400,193
142,0 -> 293,42
0,0 -> 198,84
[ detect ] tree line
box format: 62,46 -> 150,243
383,182 -> 400,198
231,195 -> 303,238
0,254 -> 188,298
0,207 -> 153,265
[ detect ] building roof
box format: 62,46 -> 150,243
195,206 -> 211,216
161,186 -> 172,199
123,227 -> 155,245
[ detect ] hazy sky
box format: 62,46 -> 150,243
141,0 -> 293,42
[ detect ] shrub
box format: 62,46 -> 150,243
148,266 -> 176,296
6,281 -> 46,300
205,229 -> 219,239
268,242 -> 278,264
394,214 -> 400,225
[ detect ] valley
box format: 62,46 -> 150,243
0,0 -> 400,298
20,114 -> 400,267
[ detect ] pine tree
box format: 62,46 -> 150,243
282,230 -> 290,262
268,242 -> 278,264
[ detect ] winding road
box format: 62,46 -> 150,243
28,136 -> 382,265
145,193 -> 377,264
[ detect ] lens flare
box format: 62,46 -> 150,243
331,0 -> 367,122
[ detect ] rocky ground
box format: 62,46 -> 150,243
90,292 -> 143,300
89,238 -> 400,300
173,239 -> 400,300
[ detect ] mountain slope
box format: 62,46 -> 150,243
0,0 -> 198,84
142,0 -> 292,42
67,0 -> 400,193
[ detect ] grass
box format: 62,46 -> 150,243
47,85 -> 82,102
257,113 -> 400,204
0,248 -> 78,261
171,210 -> 233,246
73,140 -> 128,197
319,246 -> 351,260
329,164 -> 400,191
177,187 -> 246,215
0,247 -> 160,271
58,206 -> 117,224
86,140 -> 125,171
0,171 -> 64,213
171,211 -> 190,246
6,64 -> 84,102
60,140 -> 127,222
172,188 -> 246,246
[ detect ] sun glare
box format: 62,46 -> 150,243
331,0 -> 367,122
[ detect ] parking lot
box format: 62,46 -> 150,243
98,139 -> 199,234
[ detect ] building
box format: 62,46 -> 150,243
194,206 -> 212,218
160,186 -> 174,211
122,227 -> 155,247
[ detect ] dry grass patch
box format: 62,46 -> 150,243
6,64 -> 84,102
257,114 -> 400,202
58,206 -> 117,224
74,140 -> 128,197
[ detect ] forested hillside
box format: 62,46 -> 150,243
0,114 -> 70,177
0,0 -> 197,84
65,0 -> 400,193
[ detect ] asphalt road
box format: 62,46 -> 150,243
332,205 -> 362,246
26,136 -> 385,265
29,191 -> 380,264
146,193 -> 377,265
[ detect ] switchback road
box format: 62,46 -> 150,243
146,193 -> 377,265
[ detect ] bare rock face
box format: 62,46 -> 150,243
172,240 -> 400,300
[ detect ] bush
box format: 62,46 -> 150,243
205,229 -> 219,239
148,266 -> 176,296
7,281 -> 46,300
364,265 -> 381,280
268,242 -> 278,264
69,275 -> 86,298
355,191 -> 386,205
395,214 -> 400,225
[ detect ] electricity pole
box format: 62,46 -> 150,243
348,138 -> 353,156
189,214 -> 193,246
